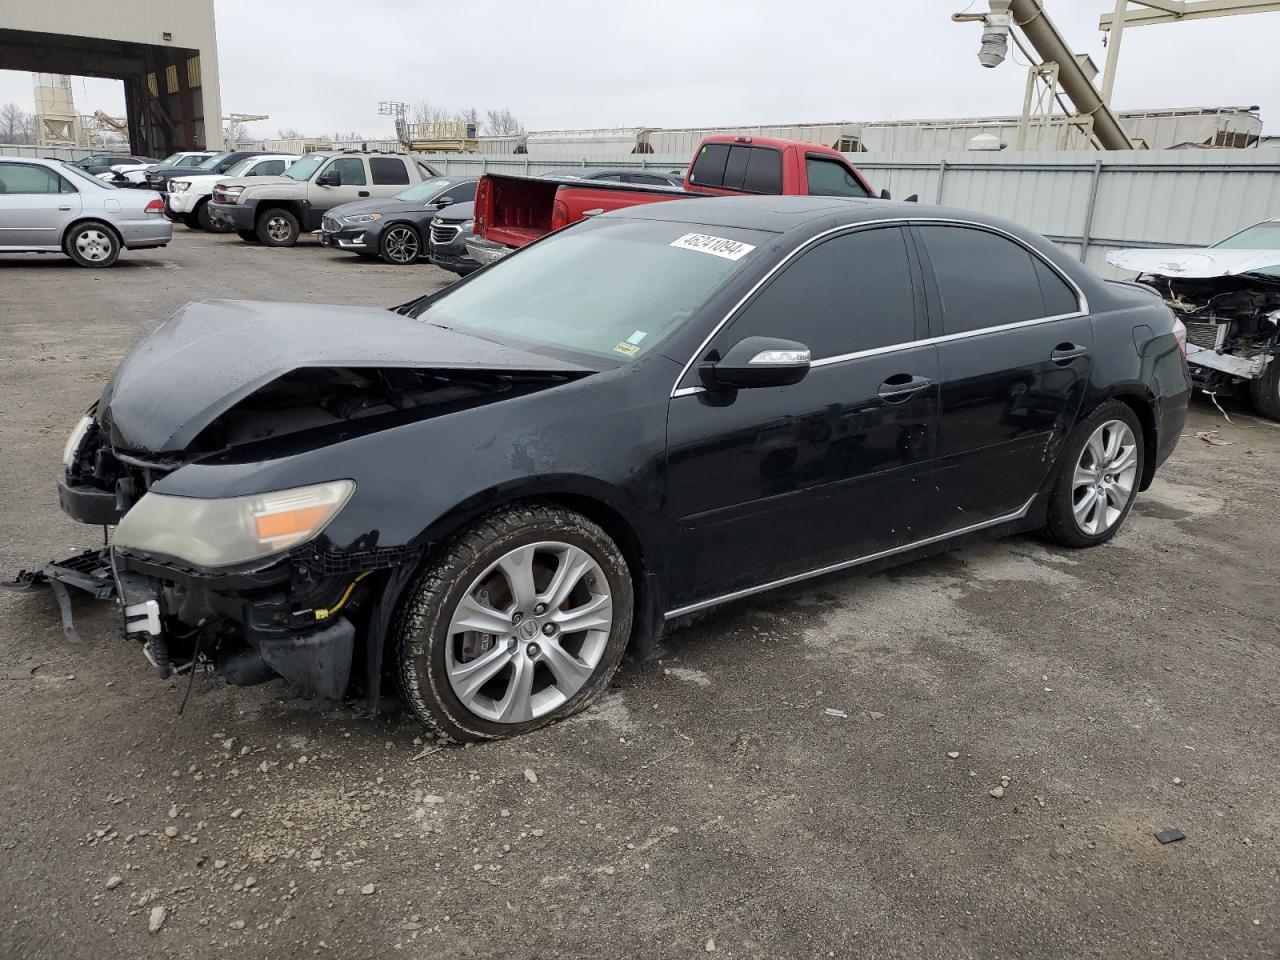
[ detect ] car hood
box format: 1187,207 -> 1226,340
1107,247 -> 1280,278
325,197 -> 399,219
99,299 -> 592,454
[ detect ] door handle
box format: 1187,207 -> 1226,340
58,205 -> 73,211
1051,343 -> 1090,365
358,191 -> 370,197
878,374 -> 933,402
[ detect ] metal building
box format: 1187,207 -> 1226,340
475,107 -> 1263,157
0,0 -> 222,155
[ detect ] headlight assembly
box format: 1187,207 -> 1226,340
113,480 -> 355,568
62,415 -> 94,469
170,181 -> 191,193
342,213 -> 382,224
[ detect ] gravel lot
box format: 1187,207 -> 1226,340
1,229 -> 1278,960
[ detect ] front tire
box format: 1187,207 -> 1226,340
181,212 -> 201,230
1043,400 -> 1144,548
197,199 -> 230,233
379,224 -> 422,264
394,503 -> 634,743
1248,359 -> 1280,421
256,207 -> 299,246
64,222 -> 120,268
237,229 -> 260,243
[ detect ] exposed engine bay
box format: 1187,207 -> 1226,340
1108,244 -> 1280,420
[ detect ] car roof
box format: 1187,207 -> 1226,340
603,194 -> 1040,238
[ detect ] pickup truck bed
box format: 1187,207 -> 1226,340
476,175 -> 691,250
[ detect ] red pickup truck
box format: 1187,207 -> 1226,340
465,135 -> 875,266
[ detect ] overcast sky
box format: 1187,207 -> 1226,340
2,0 -> 1279,138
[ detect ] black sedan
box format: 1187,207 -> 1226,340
321,177 -> 477,264
72,153 -> 159,177
50,196 -> 1190,742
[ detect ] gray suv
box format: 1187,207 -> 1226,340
206,151 -> 440,247
0,157 -> 171,267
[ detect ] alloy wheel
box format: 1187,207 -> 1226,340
445,541 -> 612,724
383,226 -> 420,263
75,229 -> 114,262
1071,419 -> 1138,536
266,215 -> 292,243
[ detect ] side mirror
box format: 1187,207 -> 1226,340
316,169 -> 341,187
434,196 -> 454,208
699,336 -> 811,391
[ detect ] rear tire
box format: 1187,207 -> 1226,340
256,207 -> 299,247
1043,400 -> 1144,548
1247,359 -> 1280,421
394,503 -> 634,743
237,229 -> 260,243
64,221 -> 121,268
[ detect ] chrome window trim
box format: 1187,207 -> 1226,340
668,217 -> 1089,398
664,493 -> 1037,620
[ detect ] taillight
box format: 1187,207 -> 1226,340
551,198 -> 570,231
1172,318 -> 1188,361
473,178 -> 490,236
144,198 -> 164,215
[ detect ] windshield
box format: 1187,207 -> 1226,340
395,179 -> 451,202
223,157 -> 258,177
284,155 -> 326,181
1214,221 -> 1280,277
415,218 -> 769,362
61,162 -> 116,189
158,152 -> 186,166
194,152 -> 231,171
1214,222 -> 1280,250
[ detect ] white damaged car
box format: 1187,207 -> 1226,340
1109,218 -> 1280,420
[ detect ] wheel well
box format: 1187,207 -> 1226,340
256,201 -> 299,222
62,217 -> 121,252
419,491 -> 653,625
1108,392 -> 1159,491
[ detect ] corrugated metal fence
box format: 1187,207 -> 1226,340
412,148 -> 1280,277
0,144 -> 127,161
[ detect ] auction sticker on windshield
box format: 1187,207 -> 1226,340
669,233 -> 756,261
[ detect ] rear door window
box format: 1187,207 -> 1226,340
916,225 -> 1064,334
689,143 -> 730,187
328,157 -> 367,186
722,226 -> 918,358
806,156 -> 870,197
370,157 -> 410,185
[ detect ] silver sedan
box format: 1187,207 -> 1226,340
0,157 -> 172,267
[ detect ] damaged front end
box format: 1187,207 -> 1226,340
19,298 -> 591,707
1108,245 -> 1280,417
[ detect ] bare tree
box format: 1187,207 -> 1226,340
484,108 -> 524,137
277,127 -> 305,139
412,101 -> 449,125
0,103 -> 32,144
225,119 -> 252,144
